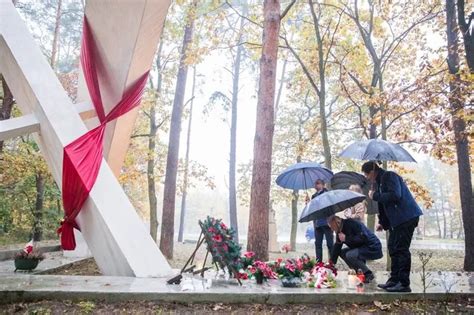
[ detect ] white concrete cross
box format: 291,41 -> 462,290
0,0 -> 172,277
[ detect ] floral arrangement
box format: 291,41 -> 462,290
248,260 -> 277,282
241,251 -> 255,269
14,250 -> 45,261
199,216 -> 242,277
274,258 -> 304,279
306,262 -> 338,289
299,253 -> 316,271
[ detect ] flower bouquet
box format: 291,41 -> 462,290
308,262 -> 338,289
274,258 -> 305,287
248,260 -> 277,284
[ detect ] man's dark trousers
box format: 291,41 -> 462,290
314,223 -> 334,263
387,217 -> 419,286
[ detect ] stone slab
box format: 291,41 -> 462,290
0,271 -> 472,305
0,245 -> 61,262
0,252 -> 88,274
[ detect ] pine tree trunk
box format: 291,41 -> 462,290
446,0 -> 474,271
32,173 -> 45,241
247,0 -> 280,261
50,0 -> 62,69
160,3 -> 196,259
178,67 -> 196,243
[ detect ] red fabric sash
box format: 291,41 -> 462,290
58,17 -> 149,250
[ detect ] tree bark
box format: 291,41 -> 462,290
178,67 -> 196,243
247,0 -> 280,261
0,76 -> 14,153
50,0 -> 63,69
160,2 -> 196,259
32,173 -> 45,241
446,0 -> 474,270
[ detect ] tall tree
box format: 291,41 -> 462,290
247,0 -> 294,260
281,2 -> 341,169
147,40 -> 165,242
228,2 -> 248,245
160,1 -> 197,259
178,66 -> 197,243
446,0 -> 473,270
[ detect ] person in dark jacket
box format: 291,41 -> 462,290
363,161 -> 423,293
328,215 -> 382,283
307,179 -> 334,263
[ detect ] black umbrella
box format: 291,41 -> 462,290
299,189 -> 366,222
330,171 -> 368,190
329,171 -> 379,215
339,139 -> 416,162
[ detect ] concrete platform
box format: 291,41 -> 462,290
0,252 -> 89,275
0,271 -> 473,305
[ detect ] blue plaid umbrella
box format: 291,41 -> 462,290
339,139 -> 416,162
276,162 -> 333,191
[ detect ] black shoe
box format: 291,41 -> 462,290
385,282 -> 411,293
364,272 -> 375,284
377,281 -> 397,289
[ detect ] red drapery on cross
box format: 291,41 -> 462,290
57,17 -> 149,250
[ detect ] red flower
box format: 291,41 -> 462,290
276,258 -> 283,265
220,222 -> 228,230
208,227 -> 217,233
249,266 -> 256,274
296,259 -> 304,271
237,272 -> 248,280
285,263 -> 295,273
212,234 -> 223,242
244,251 -> 255,259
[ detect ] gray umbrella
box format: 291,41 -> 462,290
339,139 -> 416,162
298,189 -> 366,222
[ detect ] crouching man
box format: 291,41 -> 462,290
328,215 -> 383,283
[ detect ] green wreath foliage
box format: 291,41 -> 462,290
199,216 -> 242,276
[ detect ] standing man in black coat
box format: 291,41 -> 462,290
363,161 -> 423,293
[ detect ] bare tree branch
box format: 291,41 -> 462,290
281,0 -> 297,20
